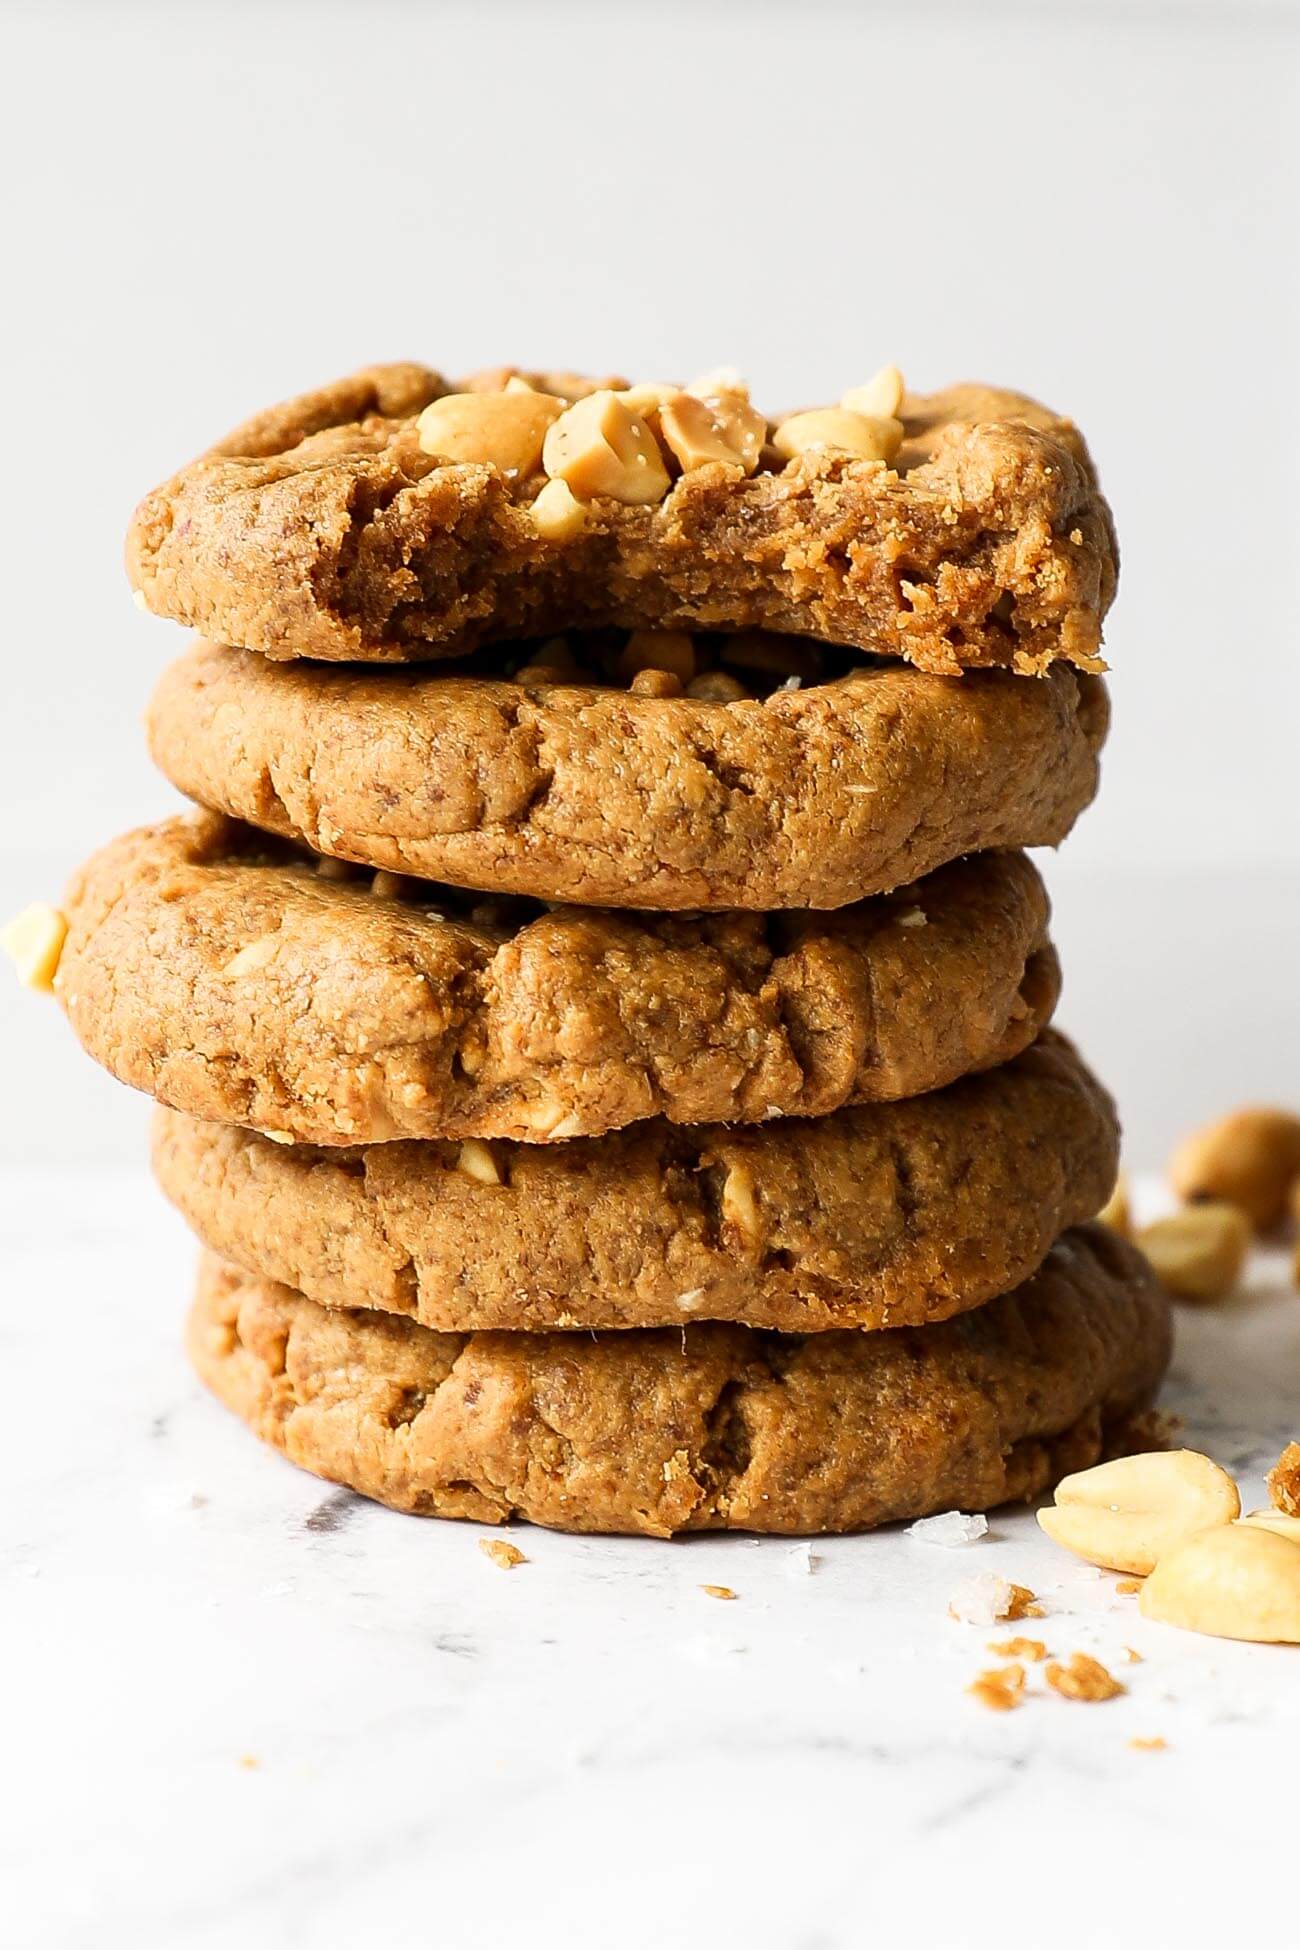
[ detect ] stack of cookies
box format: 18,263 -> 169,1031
21,360 -> 1171,1535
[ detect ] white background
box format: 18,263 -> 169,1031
1,0 -> 1297,1165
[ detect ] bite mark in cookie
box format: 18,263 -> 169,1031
126,364 -> 1116,675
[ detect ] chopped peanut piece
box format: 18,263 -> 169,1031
479,1538 -> 526,1569
659,390 -> 766,476
629,669 -> 682,698
530,477 -> 589,541
2,904 -> 68,992
417,391 -> 562,474
1045,1652 -> 1125,1702
841,364 -> 905,419
542,390 -> 670,504
455,1140 -> 502,1187
1138,1203 -> 1251,1302
721,1161 -> 762,1250
771,406 -> 903,464
968,1664 -> 1026,1712
1169,1107 -> 1300,1230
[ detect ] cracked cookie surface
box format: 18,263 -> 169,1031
155,1033 -> 1119,1334
60,814 -> 1059,1143
126,363 -> 1116,675
187,1224 -> 1170,1535
148,642 -> 1108,910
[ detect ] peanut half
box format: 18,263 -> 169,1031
1169,1107 -> 1300,1230
417,391 -> 562,475
1239,1511 -> 1300,1544
1138,1202 -> 1251,1302
771,406 -> 903,465
1036,1449 -> 1240,1575
1139,1523 -> 1300,1642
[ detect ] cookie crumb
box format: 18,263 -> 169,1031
1130,1736 -> 1167,1752
479,1538 -> 527,1569
1122,1646 -> 1144,1664
238,1754 -> 259,1770
1045,1652 -> 1125,1702
702,1583 -> 737,1601
1268,1442 -> 1300,1516
949,1575 -> 1040,1625
1115,1578 -> 1143,1596
967,1664 -> 1026,1712
987,1636 -> 1047,1662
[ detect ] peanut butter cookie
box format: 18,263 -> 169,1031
154,1033 -> 1119,1334
147,641 -> 1108,910
187,1225 -> 1169,1535
60,814 -> 1058,1144
127,364 -> 1116,676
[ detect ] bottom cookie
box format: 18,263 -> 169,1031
188,1225 -> 1170,1536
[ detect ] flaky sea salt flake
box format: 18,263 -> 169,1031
906,1510 -> 989,1548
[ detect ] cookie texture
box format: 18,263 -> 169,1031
126,364 -> 1117,677
154,1034 -> 1119,1334
148,642 -> 1108,911
61,815 -> 1059,1144
187,1225 -> 1170,1535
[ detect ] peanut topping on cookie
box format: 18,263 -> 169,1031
841,364 -> 905,419
771,406 -> 903,465
416,390 -> 562,475
658,390 -> 766,476
529,477 -> 588,540
542,390 -> 671,504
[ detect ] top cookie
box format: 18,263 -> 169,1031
126,362 -> 1117,675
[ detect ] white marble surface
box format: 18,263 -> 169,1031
4,1168 -> 1299,1950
